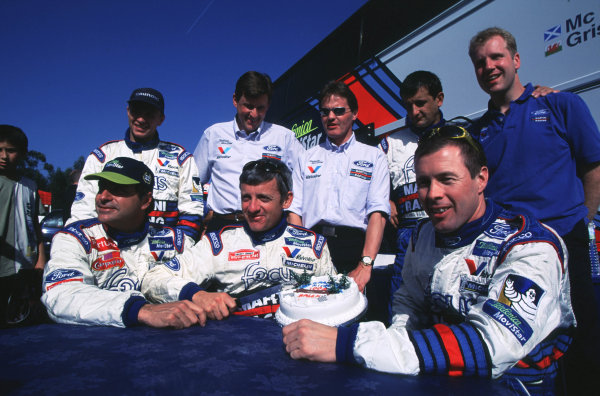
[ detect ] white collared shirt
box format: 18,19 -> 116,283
289,133 -> 390,230
194,118 -> 304,214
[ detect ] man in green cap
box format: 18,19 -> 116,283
42,157 -> 207,328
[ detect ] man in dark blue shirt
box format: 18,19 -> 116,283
468,26 -> 600,393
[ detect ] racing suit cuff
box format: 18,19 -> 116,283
122,296 -> 148,327
336,323 -> 360,364
179,282 -> 204,301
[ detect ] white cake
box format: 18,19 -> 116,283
275,274 -> 367,327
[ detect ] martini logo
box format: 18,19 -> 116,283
349,168 -> 372,180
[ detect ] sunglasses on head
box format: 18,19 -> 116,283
420,125 -> 481,153
243,159 -> 290,192
319,107 -> 350,117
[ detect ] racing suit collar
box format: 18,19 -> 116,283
435,199 -> 500,249
406,111 -> 445,138
124,128 -> 160,153
105,220 -> 150,249
244,216 -> 288,245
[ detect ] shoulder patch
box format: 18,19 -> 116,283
59,219 -> 100,253
313,234 -> 326,259
497,214 -> 566,272
177,150 -> 192,166
91,147 -> 106,163
379,136 -> 389,154
287,224 -> 314,238
207,231 -> 224,255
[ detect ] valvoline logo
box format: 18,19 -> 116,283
218,147 -> 231,154
157,159 -> 169,166
308,165 -> 321,173
282,247 -> 300,258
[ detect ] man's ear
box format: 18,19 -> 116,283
140,192 -> 153,211
477,166 -> 489,194
281,191 -> 293,210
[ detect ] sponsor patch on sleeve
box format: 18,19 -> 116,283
164,257 -> 180,271
177,150 -> 192,166
483,299 -> 533,345
497,274 -> 544,322
44,269 -> 84,291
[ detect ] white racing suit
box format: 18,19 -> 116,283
41,219 -> 185,327
142,219 -> 336,318
69,131 -> 204,240
336,201 -> 575,393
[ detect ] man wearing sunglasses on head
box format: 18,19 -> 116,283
287,81 -> 390,292
69,88 -> 204,243
142,158 -> 335,321
283,126 -> 575,394
468,27 -> 600,391
43,157 -> 207,328
194,71 -> 304,233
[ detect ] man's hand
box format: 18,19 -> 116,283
389,200 -> 399,229
192,291 -> 237,320
282,319 -> 338,362
349,263 -> 372,292
137,301 -> 207,329
531,85 -> 559,98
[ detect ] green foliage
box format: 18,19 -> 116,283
19,152 -> 85,210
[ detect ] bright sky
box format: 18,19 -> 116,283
0,0 -> 368,171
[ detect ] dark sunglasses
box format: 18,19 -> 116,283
420,125 -> 481,153
319,107 -> 350,117
243,159 -> 290,192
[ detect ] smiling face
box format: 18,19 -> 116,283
320,94 -> 357,146
127,102 -> 165,143
404,86 -> 443,130
241,178 -> 292,233
470,35 -> 522,102
415,145 -> 487,233
234,94 -> 269,133
95,179 -> 152,232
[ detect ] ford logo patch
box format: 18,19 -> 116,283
353,160 -> 373,168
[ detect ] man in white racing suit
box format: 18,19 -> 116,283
69,88 -> 204,241
283,126 -> 575,394
142,158 -> 336,320
42,157 -> 207,328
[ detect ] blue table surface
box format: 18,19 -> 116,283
0,315 -> 515,395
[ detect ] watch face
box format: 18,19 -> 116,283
361,256 -> 373,265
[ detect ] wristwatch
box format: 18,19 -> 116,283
360,256 -> 373,267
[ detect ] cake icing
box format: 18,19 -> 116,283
275,274 -> 367,326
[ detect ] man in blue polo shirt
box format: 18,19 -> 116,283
468,26 -> 600,392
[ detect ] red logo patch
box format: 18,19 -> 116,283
91,237 -> 118,252
228,249 -> 260,261
92,252 -> 125,271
